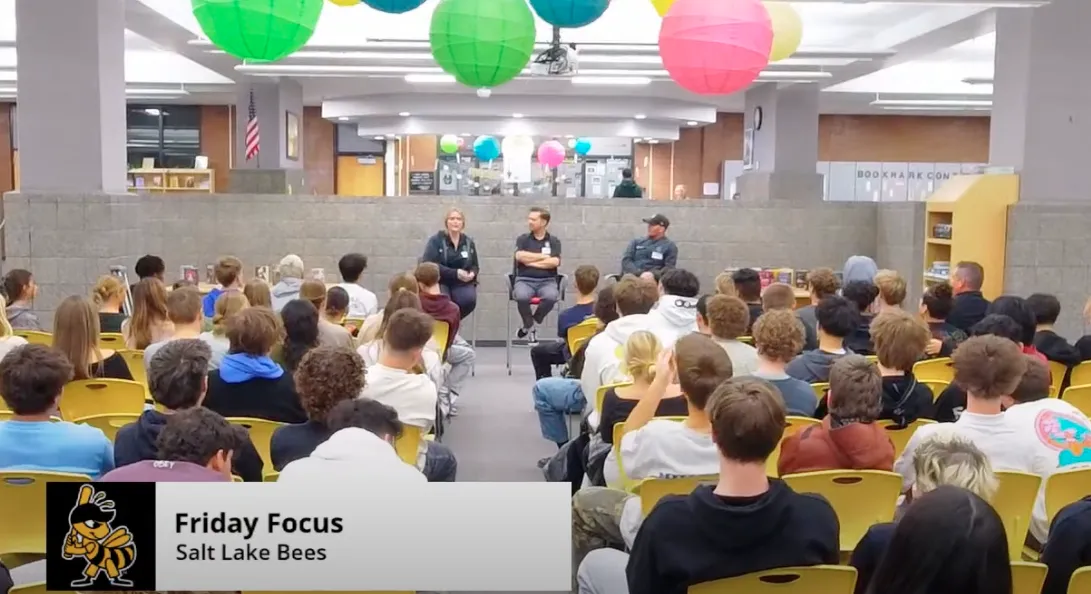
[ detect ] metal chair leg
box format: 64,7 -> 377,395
470,310 -> 477,377
506,298 -> 512,375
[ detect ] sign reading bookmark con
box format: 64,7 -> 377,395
47,482 -> 571,592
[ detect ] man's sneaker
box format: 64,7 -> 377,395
527,327 -> 539,346
517,326 -> 530,339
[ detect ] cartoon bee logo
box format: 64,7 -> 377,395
61,485 -> 137,588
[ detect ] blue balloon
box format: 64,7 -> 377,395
360,0 -> 427,13
473,136 -> 500,161
574,137 -> 592,156
529,0 -> 610,28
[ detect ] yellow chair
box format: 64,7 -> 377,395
878,419 -> 937,459
232,475 -> 244,482
117,349 -> 148,388
914,357 -> 954,383
227,417 -> 285,478
613,417 -> 687,492
1045,467 -> 1091,525
1069,362 -> 1091,388
1048,361 -> 1068,398
74,413 -> 140,442
634,474 -> 718,517
432,320 -> 450,360
246,591 -> 412,594
810,382 -> 830,400
921,380 -> 950,401
994,472 -> 1043,561
782,470 -> 902,552
264,471 -> 280,482
99,333 -> 126,349
10,583 -> 74,594
1070,567 -> 1091,594
688,565 -> 857,594
13,330 -> 51,346
0,471 -> 91,557
0,410 -> 10,421
567,317 -> 599,355
767,416 -> 822,477
1061,384 -> 1091,417
395,424 -> 422,466
1011,562 -> 1047,594
865,355 -> 878,364
738,336 -> 753,345
595,382 -> 633,415
60,378 -> 146,421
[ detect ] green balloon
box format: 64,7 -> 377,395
440,135 -> 460,154
192,0 -> 323,63
430,0 -> 536,88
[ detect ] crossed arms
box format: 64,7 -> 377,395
515,250 -> 560,269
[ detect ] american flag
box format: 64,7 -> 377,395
245,89 -> 260,162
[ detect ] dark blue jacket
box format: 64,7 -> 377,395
621,237 -> 678,275
1042,496 -> 1091,594
422,231 -> 479,285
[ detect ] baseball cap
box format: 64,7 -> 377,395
642,214 -> 670,228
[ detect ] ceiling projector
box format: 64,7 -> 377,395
530,37 -> 579,77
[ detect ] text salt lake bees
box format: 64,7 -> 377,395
175,512 -> 343,562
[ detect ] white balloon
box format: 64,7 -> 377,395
502,135 -> 535,157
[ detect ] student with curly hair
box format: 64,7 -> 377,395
750,309 -> 817,416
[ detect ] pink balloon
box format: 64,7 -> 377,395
659,0 -> 772,96
537,140 -> 566,168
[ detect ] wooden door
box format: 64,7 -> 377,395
336,155 -> 384,196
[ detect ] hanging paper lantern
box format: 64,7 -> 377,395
650,0 -> 674,16
192,0 -> 324,62
430,0 -> 537,88
502,135 -> 535,158
361,0 -> 427,13
473,136 -> 501,161
529,0 -> 610,28
440,135 -> 460,154
456,136 -> 466,147
574,137 -> 592,156
765,2 -> 802,62
537,140 -> 566,168
567,138 -> 577,149
328,0 -> 358,5
658,0 -> 772,95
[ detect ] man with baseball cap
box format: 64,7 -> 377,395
620,214 -> 678,280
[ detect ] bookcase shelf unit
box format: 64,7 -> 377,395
128,169 -> 215,193
923,174 -> 1019,300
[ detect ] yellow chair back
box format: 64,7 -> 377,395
766,416 -> 822,477
395,424 -> 422,466
567,317 -> 599,355
14,330 -> 52,346
117,349 -> 148,388
913,357 -> 954,383
60,378 -> 146,421
1062,384 -> 1091,417
1048,361 -> 1068,398
1011,562 -> 1047,594
688,565 -> 857,594
432,320 -> 450,359
264,471 -> 280,482
865,355 -> 878,364
1070,567 -> 1091,594
994,472 -> 1043,561
738,336 -> 753,345
595,382 -> 633,414
227,417 -> 285,478
1045,467 -> 1091,525
1069,362 -> 1091,389
921,380 -> 949,402
74,413 -> 140,442
810,382 -> 830,400
781,470 -> 902,552
878,419 -> 937,459
232,475 -> 244,483
0,471 -> 91,557
613,417 -> 687,492
0,410 -> 10,421
99,333 -> 126,349
634,474 -> 718,517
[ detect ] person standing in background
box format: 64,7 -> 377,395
421,208 -> 480,319
612,169 -> 643,198
947,261 -> 990,334
671,185 -> 687,201
620,214 -> 678,280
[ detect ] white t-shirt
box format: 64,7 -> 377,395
0,335 -> 29,363
338,283 -> 379,318
358,363 -> 437,433
713,338 -> 759,377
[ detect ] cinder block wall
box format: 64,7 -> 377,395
5,192 -> 921,338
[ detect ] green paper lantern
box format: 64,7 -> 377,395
192,0 -> 323,63
429,0 -> 537,88
440,134 -> 460,154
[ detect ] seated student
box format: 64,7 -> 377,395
576,376 -> 840,594
920,282 -> 968,358
198,291 -> 249,370
92,274 -> 128,334
934,314 -> 1026,422
243,278 -> 273,309
143,286 -> 204,370
581,275 -> 661,420
52,296 -> 133,381
114,339 -> 263,481
358,289 -> 444,390
1027,292 -> 1082,367
0,296 -> 28,363
1,561 -> 10,594
862,310 -> 934,426
947,261 -> 990,334
122,277 -> 174,350
990,295 -> 1049,363
571,334 -> 733,566
323,285 -> 351,327
873,269 -> 906,313
359,309 -> 457,482
270,346 -> 366,470
415,262 -> 475,404
271,254 -> 305,312
787,296 -> 856,383
851,433 -> 997,594
731,268 -> 764,332
1042,495 -> 1091,594
750,309 -> 818,416
762,282 -> 815,356
201,256 -> 243,319
530,264 -> 599,381
1077,298 -> 1091,361
646,268 -> 700,345
336,252 -> 379,319
134,254 -> 165,283
842,280 -> 879,355
698,295 -> 758,376
713,271 -> 735,297
3,269 -> 41,330
275,299 -> 321,375
0,344 -> 114,477
299,280 -> 354,350
279,398 -> 425,484
796,267 -> 840,351
356,272 -> 419,345
779,355 -> 893,476
102,407 -> 247,482
203,307 -> 306,424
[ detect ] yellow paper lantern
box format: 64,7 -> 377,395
329,0 -> 359,5
650,0 -> 675,17
766,2 -> 802,62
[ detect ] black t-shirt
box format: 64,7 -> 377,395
92,352 -> 134,381
599,387 -> 689,444
514,232 -> 561,279
270,420 -> 332,470
99,312 -> 127,333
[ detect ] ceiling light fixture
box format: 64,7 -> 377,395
374,135 -> 385,140
512,113 -> 524,118
686,120 -> 698,126
648,139 -> 660,144
571,76 -> 651,86
634,114 -> 647,120
404,73 -> 456,83
399,111 -> 411,117
338,117 -> 350,121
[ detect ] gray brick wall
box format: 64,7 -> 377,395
877,202 -> 927,311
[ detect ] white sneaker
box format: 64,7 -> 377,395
527,327 -> 539,346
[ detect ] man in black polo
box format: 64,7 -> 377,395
513,207 -> 562,344
620,214 -> 677,280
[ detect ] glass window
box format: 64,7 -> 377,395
128,105 -> 201,168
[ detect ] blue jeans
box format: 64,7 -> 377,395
533,377 -> 586,445
423,441 -> 458,482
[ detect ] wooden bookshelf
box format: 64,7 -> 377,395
128,168 -> 215,193
923,173 -> 1019,299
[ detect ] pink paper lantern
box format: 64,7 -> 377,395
537,140 -> 566,168
659,0 -> 773,96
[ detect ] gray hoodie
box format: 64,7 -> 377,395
785,348 -> 853,383
842,255 -> 878,285
271,277 -> 303,312
6,304 -> 41,331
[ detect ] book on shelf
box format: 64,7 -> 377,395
794,269 -> 809,290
